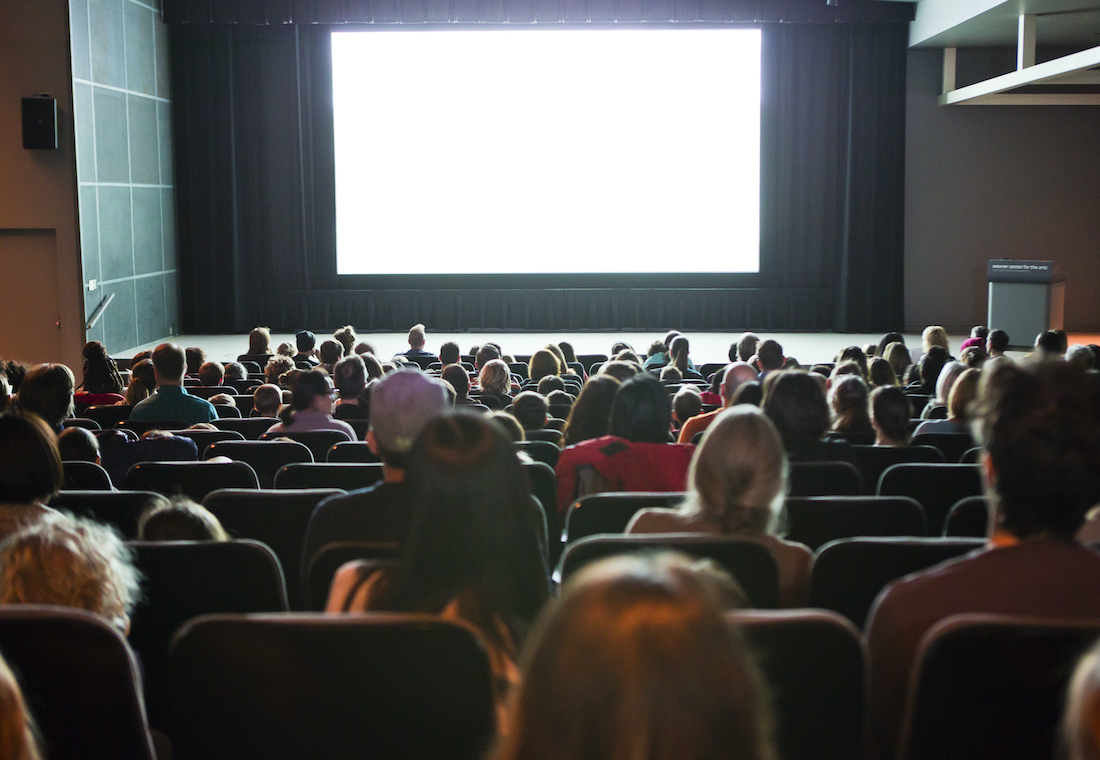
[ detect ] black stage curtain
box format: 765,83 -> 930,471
169,14 -> 908,334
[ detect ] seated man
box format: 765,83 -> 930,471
866,361 -> 1100,759
129,343 -> 218,426
197,361 -> 225,387
401,323 -> 438,362
252,383 -> 283,418
678,362 -> 758,443
301,370 -> 450,574
293,330 -> 320,367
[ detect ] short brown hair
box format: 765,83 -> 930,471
153,343 -> 187,382
0,412 -> 62,505
17,364 -> 75,427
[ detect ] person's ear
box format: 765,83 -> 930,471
366,430 -> 379,456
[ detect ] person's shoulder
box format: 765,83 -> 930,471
627,507 -> 690,534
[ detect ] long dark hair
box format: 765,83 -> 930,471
80,341 -> 124,394
563,375 -> 621,446
378,412 -> 550,651
609,374 -> 672,444
763,371 -> 829,449
279,370 -> 331,426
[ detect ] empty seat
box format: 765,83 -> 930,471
515,439 -> 560,467
942,495 -> 990,538
171,428 -> 246,454
788,461 -> 862,497
169,614 -> 495,760
851,444 -> 944,493
205,439 -> 313,489
62,460 -> 114,490
326,441 -> 380,463
733,609 -> 865,760
808,537 -> 984,627
783,496 -> 927,551
274,462 -> 384,491
127,539 -> 289,732
898,614 -> 1100,760
125,460 -> 260,501
212,416 -> 280,440
305,544 -> 401,611
560,534 -> 780,609
203,488 -> 344,611
260,430 -> 354,461
213,404 -> 242,419
0,606 -> 156,760
50,489 -> 162,539
911,432 -> 977,464
877,463 -> 983,535
563,491 -> 686,545
84,404 -> 133,429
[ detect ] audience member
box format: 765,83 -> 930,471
197,361 -> 224,387
563,375 -> 621,446
908,345 -> 950,396
129,343 -> 217,425
489,410 -> 525,442
868,357 -> 899,387
829,375 -> 875,443
0,652 -> 42,760
557,341 -> 578,370
332,355 -> 369,419
97,429 -> 198,485
556,375 -> 694,513
0,514 -> 140,633
402,323 -> 437,361
333,325 -> 357,356
302,369 -> 450,565
0,412 -> 63,541
327,413 -> 549,720
264,355 -> 294,386
755,339 -> 785,378
184,347 -> 205,377
913,367 -> 980,436
57,426 -> 100,463
17,364 -> 75,433
293,330 -> 320,366
921,325 -> 951,355
836,346 -> 869,379
266,370 -> 355,439
441,364 -> 474,406
921,360 -> 966,419
223,361 -> 247,381
138,497 -> 229,541
599,360 -> 640,383
276,341 -> 296,358
667,336 -> 703,381
439,341 -> 461,367
866,361 -> 1100,757
1062,639 -> 1100,760
528,349 -> 561,383
629,407 -> 811,607
764,371 -> 855,464
78,340 -> 125,397
476,359 -> 513,407
642,330 -> 682,371
672,386 -> 702,429
252,383 -> 282,418
1067,345 -> 1097,372
959,345 -> 988,368
870,386 -> 913,447
678,362 -> 758,444
318,340 -> 343,373
986,329 -> 1010,357
737,332 -> 761,362
882,341 -> 910,382
660,365 -> 682,383
876,332 -> 906,357
243,326 -> 272,358
959,325 -> 989,353
732,381 -> 763,407
493,552 -> 775,760
512,392 -> 551,433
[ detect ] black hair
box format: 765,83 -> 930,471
80,341 -> 124,394
564,375 -> 621,446
871,386 -> 913,444
609,374 -> 672,444
279,370 -> 331,426
763,371 -> 829,448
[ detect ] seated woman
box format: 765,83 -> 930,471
475,359 -> 514,409
0,513 -> 140,633
75,341 -> 125,407
326,413 -> 549,719
555,374 -> 695,514
828,375 -> 875,445
913,367 -> 980,437
667,336 -> 704,382
138,497 -> 229,541
0,652 -> 41,760
0,412 -> 63,542
627,407 -> 812,607
763,371 -> 856,465
265,369 -> 355,440
920,360 -> 966,420
870,386 -> 913,447
493,553 -> 776,760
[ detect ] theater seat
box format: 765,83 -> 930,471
305,545 -> 400,611
125,460 -> 260,501
563,491 -> 686,544
274,462 -> 383,491
0,606 -> 157,760
783,496 -> 927,551
51,489 -> 162,539
788,461 -> 862,497
898,614 -> 1100,760
169,614 -> 496,760
62,460 -> 114,490
877,463 -> 983,535
205,439 -> 313,489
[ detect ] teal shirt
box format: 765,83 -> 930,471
129,384 -> 218,426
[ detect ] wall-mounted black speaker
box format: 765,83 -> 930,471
22,96 -> 58,150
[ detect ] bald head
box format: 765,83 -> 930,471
721,362 -> 759,406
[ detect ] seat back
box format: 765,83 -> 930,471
326,441 -> 380,463
125,460 -> 260,501
877,463 -> 983,535
515,439 -> 560,467
809,537 -> 984,627
127,539 -> 289,732
783,496 -> 927,551
0,607 -> 156,760
203,488 -> 344,611
260,430 -> 354,461
171,428 -> 245,454
212,416 -> 280,439
50,489 -> 162,539
305,543 -> 402,611
522,460 -> 560,563
63,416 -> 101,430
910,432 -> 977,463
563,492 -> 686,544
205,439 -> 313,488
62,460 -> 115,490
788,461 -> 862,497
942,495 -> 990,538
169,614 -> 495,760
560,535 -> 780,608
733,609 -> 865,760
84,404 -> 133,428
274,462 -> 384,491
524,428 -> 563,444
118,419 -> 186,435
852,445 -> 944,494
898,614 -> 1100,760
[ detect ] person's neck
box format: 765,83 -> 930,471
382,464 -> 404,483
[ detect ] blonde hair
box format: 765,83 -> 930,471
947,367 -> 981,423
682,407 -> 788,535
0,655 -> 40,760
1063,641 -> 1100,760
922,325 -> 950,354
479,359 -> 511,396
0,515 -> 141,632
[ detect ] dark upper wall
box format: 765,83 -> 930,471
73,0 -> 180,354
904,47 -> 1100,333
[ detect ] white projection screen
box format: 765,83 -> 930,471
331,28 -> 761,276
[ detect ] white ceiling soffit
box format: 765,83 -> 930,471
909,0 -> 1100,104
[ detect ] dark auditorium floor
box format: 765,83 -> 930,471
120,331 -> 1047,365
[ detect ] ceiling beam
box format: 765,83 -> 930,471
940,43 -> 1100,104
